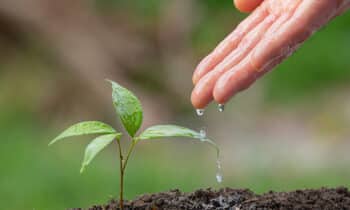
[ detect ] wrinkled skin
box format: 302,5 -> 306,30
191,0 -> 350,109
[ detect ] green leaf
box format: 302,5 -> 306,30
108,80 -> 143,137
80,133 -> 121,173
49,121 -> 116,146
136,125 -> 219,156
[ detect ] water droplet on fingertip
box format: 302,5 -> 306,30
218,104 -> 225,112
196,109 -> 205,116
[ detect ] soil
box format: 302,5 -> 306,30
71,187 -> 350,210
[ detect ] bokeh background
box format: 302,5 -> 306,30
1,0 -> 350,209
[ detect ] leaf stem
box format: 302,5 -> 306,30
122,139 -> 136,171
116,140 -> 124,210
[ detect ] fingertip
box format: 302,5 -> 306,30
213,62 -> 257,104
213,67 -> 244,104
191,90 -> 208,109
191,81 -> 215,109
234,0 -> 263,13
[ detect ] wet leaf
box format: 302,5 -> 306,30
136,125 -> 219,155
49,121 -> 116,146
109,80 -> 143,137
80,133 -> 121,173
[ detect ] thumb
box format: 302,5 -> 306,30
234,0 -> 264,13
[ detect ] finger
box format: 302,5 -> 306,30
213,0 -> 339,104
192,5 -> 268,85
191,14 -> 275,109
250,0 -> 339,73
213,58 -> 255,104
234,0 -> 264,13
212,14 -> 291,104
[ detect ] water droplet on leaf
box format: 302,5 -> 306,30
199,128 -> 206,140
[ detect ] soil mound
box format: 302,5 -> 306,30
72,187 -> 350,210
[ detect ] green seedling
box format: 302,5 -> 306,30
49,80 -> 219,210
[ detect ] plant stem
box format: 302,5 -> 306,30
116,139 -> 137,210
122,139 -> 136,171
116,140 -> 124,210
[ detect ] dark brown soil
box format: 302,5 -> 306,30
72,187 -> 350,210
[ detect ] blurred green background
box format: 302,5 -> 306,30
1,0 -> 350,209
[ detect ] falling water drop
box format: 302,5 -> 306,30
216,173 -> 223,183
196,109 -> 205,116
218,104 -> 225,112
216,159 -> 223,183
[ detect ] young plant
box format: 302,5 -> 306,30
49,80 -> 219,210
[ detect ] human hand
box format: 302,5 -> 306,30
191,0 -> 350,108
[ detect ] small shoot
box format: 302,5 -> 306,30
50,80 -> 220,210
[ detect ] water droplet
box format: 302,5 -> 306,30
196,109 -> 205,116
216,160 -> 221,169
199,128 -> 206,140
216,172 -> 223,183
218,104 -> 225,112
216,159 -> 223,183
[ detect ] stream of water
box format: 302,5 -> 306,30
196,105 -> 224,183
